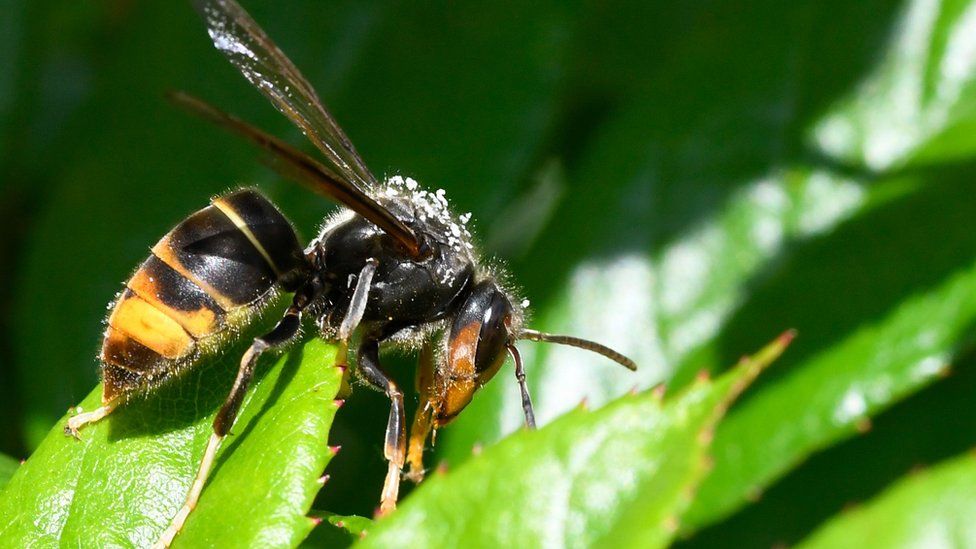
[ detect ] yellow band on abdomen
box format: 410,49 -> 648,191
108,290 -> 195,359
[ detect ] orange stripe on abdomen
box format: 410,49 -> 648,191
107,289 -> 195,359
127,255 -> 226,339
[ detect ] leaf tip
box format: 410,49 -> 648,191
317,474 -> 330,486
471,443 -> 483,456
329,445 -> 342,456
333,398 -> 346,409
697,427 -> 715,446
578,396 -> 590,411
746,485 -> 763,502
663,514 -> 680,533
651,383 -> 667,401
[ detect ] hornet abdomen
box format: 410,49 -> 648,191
100,188 -> 304,402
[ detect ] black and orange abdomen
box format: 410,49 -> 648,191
100,188 -> 305,402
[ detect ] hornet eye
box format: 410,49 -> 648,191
449,281 -> 514,378
475,305 -> 510,375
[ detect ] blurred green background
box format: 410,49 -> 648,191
3,0 -> 976,546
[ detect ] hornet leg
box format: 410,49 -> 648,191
334,259 -> 377,369
406,341 -> 435,483
155,298 -> 306,548
64,397 -> 120,439
357,336 -> 406,516
329,259 -> 406,513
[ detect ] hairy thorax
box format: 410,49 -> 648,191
309,176 -> 479,341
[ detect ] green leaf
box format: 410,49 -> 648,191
811,0 -> 976,170
301,512 -> 372,548
438,0 -> 892,466
0,453 -> 19,492
0,337 -> 341,547
358,334 -> 792,549
439,161 -> 870,468
679,0 -> 976,527
439,0 -> 976,537
325,515 -> 371,539
681,175 -> 976,531
798,453 -> 976,549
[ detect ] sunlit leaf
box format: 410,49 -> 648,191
0,338 -> 341,547
439,0 -> 890,465
812,0 -> 976,170
358,335 -> 791,549
0,453 -> 18,491
301,512 -> 371,548
680,175 -> 976,530
799,453 -> 976,549
439,1 -> 976,537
